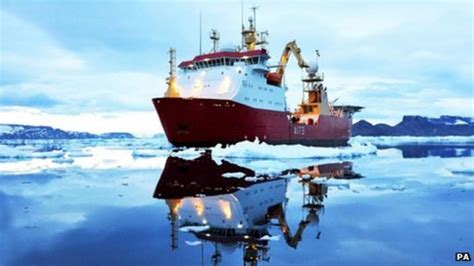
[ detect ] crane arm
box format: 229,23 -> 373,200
276,40 -> 309,75
267,40 -> 309,86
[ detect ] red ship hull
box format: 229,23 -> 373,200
153,98 -> 352,147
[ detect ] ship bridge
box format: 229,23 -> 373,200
171,47 -> 288,113
178,49 -> 270,70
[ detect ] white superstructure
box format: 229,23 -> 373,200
176,54 -> 287,112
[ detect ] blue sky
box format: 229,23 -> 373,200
0,0 -> 472,136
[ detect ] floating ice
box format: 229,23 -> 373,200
0,144 -> 167,174
185,240 -> 203,246
173,139 -> 377,159
260,235 -> 281,241
179,225 -> 210,232
0,144 -> 64,159
222,172 -> 246,178
244,176 -> 265,182
443,159 -> 474,176
452,181 -> 474,190
0,159 -> 59,174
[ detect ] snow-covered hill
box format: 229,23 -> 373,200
0,124 -> 135,139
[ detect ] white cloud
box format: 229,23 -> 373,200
0,1 -> 472,134
0,10 -> 86,76
0,10 -> 167,135
0,107 -> 162,137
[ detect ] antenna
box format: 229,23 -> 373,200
241,0 -> 244,49
251,6 -> 258,30
199,10 -> 202,55
210,29 -> 220,52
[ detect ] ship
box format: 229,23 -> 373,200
152,8 -> 362,147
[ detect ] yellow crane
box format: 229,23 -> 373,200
267,40 -> 309,86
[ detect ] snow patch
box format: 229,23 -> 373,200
453,119 -> 468,125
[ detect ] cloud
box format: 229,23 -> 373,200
0,106 -> 162,137
0,1 -> 472,134
0,10 -> 167,114
0,10 -> 86,80
0,92 -> 60,107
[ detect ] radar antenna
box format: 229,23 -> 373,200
210,29 -> 220,53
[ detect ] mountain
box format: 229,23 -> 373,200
99,132 -> 135,139
0,124 -> 135,139
353,116 -> 474,136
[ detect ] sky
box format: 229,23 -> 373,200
0,0 -> 472,137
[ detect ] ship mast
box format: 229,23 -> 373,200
241,6 -> 268,51
164,48 -> 180,98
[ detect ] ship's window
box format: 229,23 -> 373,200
253,98 -> 257,102
238,70 -> 242,74
259,99 -> 263,103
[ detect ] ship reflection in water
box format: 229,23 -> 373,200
154,153 -> 361,265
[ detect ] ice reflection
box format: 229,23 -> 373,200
154,153 -> 361,265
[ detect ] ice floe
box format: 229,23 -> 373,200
179,225 -> 210,232
222,172 -> 247,178
185,240 -> 203,246
260,235 -> 281,241
173,139 -> 377,159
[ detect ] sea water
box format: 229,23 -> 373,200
0,136 -> 473,265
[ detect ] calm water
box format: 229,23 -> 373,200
1,142 -> 473,266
